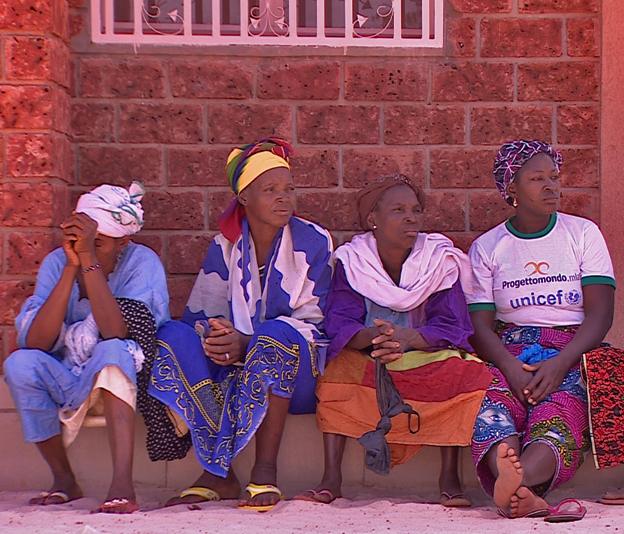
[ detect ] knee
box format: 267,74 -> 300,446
3,349 -> 46,386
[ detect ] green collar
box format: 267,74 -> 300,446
505,213 -> 557,239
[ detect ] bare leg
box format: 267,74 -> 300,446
240,394 -> 290,508
30,436 -> 82,505
295,433 -> 345,503
93,390 -> 137,513
517,441 -> 557,489
439,447 -> 463,496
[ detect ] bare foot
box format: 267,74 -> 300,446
493,443 -> 523,509
601,489 -> 624,501
166,470 -> 240,507
29,475 -> 83,506
509,486 -> 549,518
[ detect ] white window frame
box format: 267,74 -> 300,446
90,0 -> 444,48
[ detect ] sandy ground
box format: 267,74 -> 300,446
1,488 -> 623,534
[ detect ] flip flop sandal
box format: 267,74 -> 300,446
92,498 -> 140,514
178,486 -> 221,502
497,507 -> 549,519
238,483 -> 284,512
30,491 -> 71,506
440,492 -> 472,508
598,493 -> 624,505
293,489 -> 339,504
544,498 -> 587,523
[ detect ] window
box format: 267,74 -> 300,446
92,0 -> 443,47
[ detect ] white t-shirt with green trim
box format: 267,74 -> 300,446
466,212 -> 615,327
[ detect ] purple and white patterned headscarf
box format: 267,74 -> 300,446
493,140 -> 563,205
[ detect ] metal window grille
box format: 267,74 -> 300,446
91,0 -> 444,47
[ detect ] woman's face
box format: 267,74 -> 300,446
238,166 -> 296,230
368,185 -> 423,250
508,153 -> 561,216
94,234 -> 128,275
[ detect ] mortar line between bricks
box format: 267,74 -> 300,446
512,64 -> 518,102
552,104 -> 558,145
562,17 -> 569,58
162,145 -> 169,187
464,191 -> 470,232
475,15 -> 482,59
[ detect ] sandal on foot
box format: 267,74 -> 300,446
179,486 -> 221,502
92,498 -> 139,514
29,491 -> 71,506
497,507 -> 549,519
293,489 -> 339,504
238,483 -> 283,512
440,492 -> 472,508
544,498 -> 586,523
599,492 -> 624,505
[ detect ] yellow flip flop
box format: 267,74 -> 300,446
179,486 -> 221,502
238,483 -> 283,512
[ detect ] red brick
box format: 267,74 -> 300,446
430,148 -> 494,188
168,147 -> 230,187
345,62 -> 427,101
557,105 -> 598,145
385,105 -> 465,145
52,0 -> 69,40
518,62 -> 598,101
0,182 -> 67,227
167,276 -> 195,319
519,0 -> 598,13
68,0 -> 85,7
51,85 -> 70,133
78,146 -> 163,186
207,191 -> 235,230
567,18 -> 599,57
7,231 -> 56,274
258,60 -> 340,100
446,18 -> 476,57
169,59 -> 253,99
0,85 -> 53,129
342,148 -> 425,189
297,192 -> 360,231
449,0 -> 511,12
167,234 -> 214,274
471,106 -> 552,145
0,0 -> 52,32
119,103 -> 203,144
291,148 -> 339,188
5,36 -> 70,87
421,192 -> 467,232
71,102 -> 113,142
131,234 -> 163,256
560,190 -> 599,222
80,58 -> 165,98
142,191 -> 204,230
481,18 -> 562,57
469,191 -> 514,231
7,133 -> 71,181
0,280 -> 35,326
207,104 -> 291,144
432,63 -> 513,102
559,148 -> 598,188
297,106 -> 379,144
445,232 -> 480,253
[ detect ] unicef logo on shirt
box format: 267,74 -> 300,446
565,290 -> 582,306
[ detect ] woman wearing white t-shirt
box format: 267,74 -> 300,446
467,140 -> 624,520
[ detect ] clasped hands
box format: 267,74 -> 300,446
505,355 -> 570,407
60,212 -> 98,267
369,318 -> 412,364
201,318 -> 247,366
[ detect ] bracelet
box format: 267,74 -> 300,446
81,262 -> 101,274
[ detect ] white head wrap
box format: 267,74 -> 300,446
76,181 -> 145,237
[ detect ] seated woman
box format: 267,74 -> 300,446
302,175 -> 493,506
468,140 -> 624,519
149,137 -> 333,512
3,183 -> 170,514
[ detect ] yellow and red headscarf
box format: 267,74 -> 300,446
219,137 -> 293,242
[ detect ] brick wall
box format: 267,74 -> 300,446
0,0 -> 602,362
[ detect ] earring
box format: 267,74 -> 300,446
372,224 -> 378,230
512,198 -> 518,208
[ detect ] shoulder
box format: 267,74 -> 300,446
469,221 -> 507,256
126,242 -> 164,268
556,212 -> 600,236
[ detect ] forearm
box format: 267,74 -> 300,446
347,327 -> 378,351
557,313 -> 612,367
79,252 -> 127,339
25,266 -> 78,350
403,329 -> 430,351
470,327 -> 516,371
